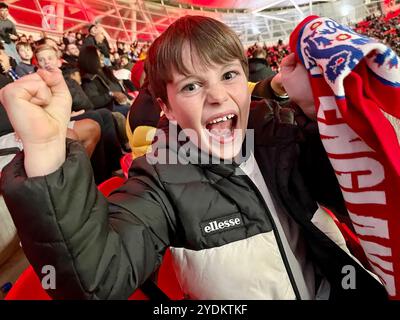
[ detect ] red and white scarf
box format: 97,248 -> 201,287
290,15 -> 400,299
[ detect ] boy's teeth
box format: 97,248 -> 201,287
208,114 -> 235,125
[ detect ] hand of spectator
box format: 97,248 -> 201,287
71,109 -> 85,117
9,34 -> 18,41
0,68 -> 72,177
280,53 -> 316,120
112,91 -> 128,105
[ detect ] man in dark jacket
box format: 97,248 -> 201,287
0,16 -> 388,300
248,47 -> 275,82
0,3 -> 19,63
83,24 -> 111,64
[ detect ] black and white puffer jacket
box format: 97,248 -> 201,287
1,100 -> 388,300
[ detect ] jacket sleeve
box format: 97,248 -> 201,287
0,140 -> 174,299
82,80 -> 113,110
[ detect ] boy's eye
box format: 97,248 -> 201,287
223,71 -> 239,81
182,83 -> 200,92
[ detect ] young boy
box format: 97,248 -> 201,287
0,16 -> 387,300
14,42 -> 35,77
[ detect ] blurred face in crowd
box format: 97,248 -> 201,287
160,42 -> 251,160
17,45 -> 33,62
43,38 -> 63,58
66,44 -> 79,57
36,48 -> 61,71
0,7 -> 8,20
121,56 -> 129,67
67,32 -> 76,43
0,50 -> 11,73
90,25 -> 98,36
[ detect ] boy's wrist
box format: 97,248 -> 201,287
23,136 -> 66,177
270,74 -> 289,99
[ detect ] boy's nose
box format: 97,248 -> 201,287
206,85 -> 228,105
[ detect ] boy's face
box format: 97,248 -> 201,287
18,46 -> 33,61
161,44 -> 251,160
36,49 -> 60,71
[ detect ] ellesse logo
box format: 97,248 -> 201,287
200,213 -> 243,236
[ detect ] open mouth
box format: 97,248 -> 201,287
205,113 -> 239,144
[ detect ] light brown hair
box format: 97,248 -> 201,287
34,44 -> 58,57
16,41 -> 32,53
145,15 -> 248,105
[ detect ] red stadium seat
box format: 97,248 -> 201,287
120,153 -> 133,179
5,265 -> 51,300
97,176 -> 125,197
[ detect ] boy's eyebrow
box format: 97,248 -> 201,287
172,61 -> 242,86
172,74 -> 203,86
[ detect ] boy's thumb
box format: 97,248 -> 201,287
280,53 -> 296,73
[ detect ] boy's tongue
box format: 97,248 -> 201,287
207,119 -> 233,137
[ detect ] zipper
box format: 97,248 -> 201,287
242,174 -> 302,300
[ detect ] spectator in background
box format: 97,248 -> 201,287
79,45 -> 131,117
248,46 -> 276,82
0,3 -> 20,64
66,31 -> 76,45
82,24 -> 97,47
62,63 -> 124,183
83,24 -> 111,66
95,31 -> 111,66
111,51 -> 121,69
120,54 -> 134,71
18,34 -> 27,43
28,35 -> 34,44
15,42 -> 35,77
75,31 -> 84,47
63,43 -> 79,64
0,43 -> 18,87
116,41 -> 125,55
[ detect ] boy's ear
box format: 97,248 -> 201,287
157,98 -> 176,121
